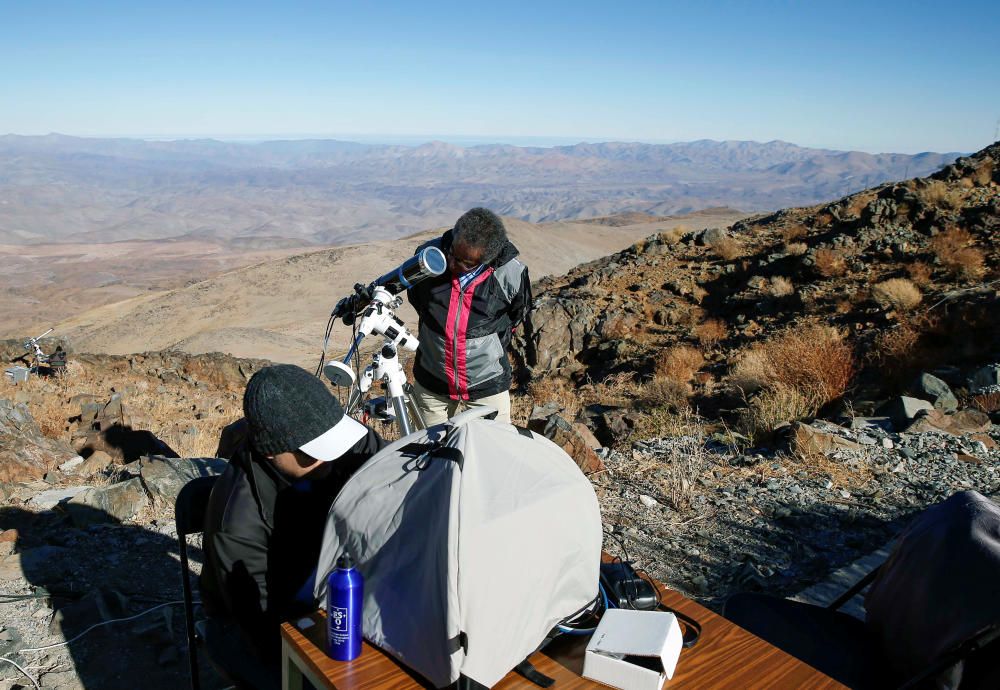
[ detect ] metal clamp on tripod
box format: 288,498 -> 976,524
320,247 -> 447,436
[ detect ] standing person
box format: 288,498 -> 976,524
407,207 -> 531,425
200,364 -> 384,687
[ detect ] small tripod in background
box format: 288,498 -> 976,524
23,328 -> 53,374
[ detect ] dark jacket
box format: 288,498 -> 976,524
407,230 -> 531,400
200,423 -> 384,660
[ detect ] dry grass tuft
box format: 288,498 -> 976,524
694,318 -> 727,346
870,320 -> 921,369
930,227 -> 986,280
639,377 -> 691,410
922,180 -> 965,210
737,384 -> 815,443
814,211 -> 835,227
906,261 -> 934,287
728,324 -> 855,410
659,226 -> 688,244
872,278 -> 922,311
971,160 -> 995,187
846,192 -> 876,217
767,276 -> 795,297
654,345 -> 704,384
710,236 -> 745,260
781,225 -> 807,242
814,248 -> 848,278
785,242 -> 808,256
970,392 -> 1000,414
527,376 -> 581,418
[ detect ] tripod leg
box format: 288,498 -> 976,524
403,383 -> 427,430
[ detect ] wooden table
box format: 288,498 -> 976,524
280,573 -> 845,689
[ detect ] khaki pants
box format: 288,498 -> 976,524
409,379 -> 511,427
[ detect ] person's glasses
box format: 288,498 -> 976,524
448,249 -> 481,272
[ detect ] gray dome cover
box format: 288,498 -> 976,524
315,407 -> 602,687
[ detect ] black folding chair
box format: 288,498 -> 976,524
175,475 -> 220,690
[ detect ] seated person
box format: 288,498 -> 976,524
47,346 -> 67,376
200,364 -> 384,687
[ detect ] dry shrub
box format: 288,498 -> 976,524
728,324 -> 855,409
906,261 -> 934,287
872,278 -> 922,311
971,160 -> 995,187
869,321 -> 921,376
654,345 -> 704,383
711,236 -> 744,260
781,225 -> 807,242
680,305 -> 706,328
639,376 -> 691,410
630,407 -> 705,445
737,384 -> 815,443
930,227 -> 986,280
728,349 -> 772,395
691,285 -> 708,303
694,318 -> 727,346
814,211 -> 835,227
922,180 -> 964,210
814,248 -> 847,278
971,392 -> 1000,414
591,371 -> 644,408
600,314 -> 638,340
659,226 -> 687,244
846,192 -> 876,217
767,276 -> 795,297
527,376 -> 580,418
785,242 -> 808,256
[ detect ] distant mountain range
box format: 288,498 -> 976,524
0,134 -> 959,246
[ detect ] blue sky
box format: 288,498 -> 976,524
1,1 -> 998,153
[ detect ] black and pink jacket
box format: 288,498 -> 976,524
408,231 -> 531,401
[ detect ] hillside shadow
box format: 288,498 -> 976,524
700,499 -> 910,610
99,423 -> 180,463
0,504 -> 228,690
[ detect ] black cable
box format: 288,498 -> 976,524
601,530 -> 703,648
632,565 -> 703,648
315,312 -> 337,377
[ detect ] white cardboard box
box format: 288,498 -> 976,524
583,609 -> 684,690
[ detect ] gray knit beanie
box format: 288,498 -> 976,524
243,364 -> 346,457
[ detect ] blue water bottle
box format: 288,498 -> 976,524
326,553 -> 363,661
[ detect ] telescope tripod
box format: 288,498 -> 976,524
324,286 -> 425,436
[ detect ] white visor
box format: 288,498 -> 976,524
298,414 -> 369,462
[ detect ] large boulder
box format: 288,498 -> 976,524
905,409 -> 992,435
65,478 -> 149,525
968,365 -> 1000,393
910,373 -> 958,412
792,423 -> 863,456
27,486 -> 93,510
0,399 -> 78,484
139,456 -> 228,504
876,396 -> 935,430
528,414 -> 604,474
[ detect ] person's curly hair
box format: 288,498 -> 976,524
453,208 -> 507,264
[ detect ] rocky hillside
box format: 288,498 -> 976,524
518,141 -> 999,442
